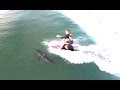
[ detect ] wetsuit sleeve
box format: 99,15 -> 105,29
60,34 -> 69,39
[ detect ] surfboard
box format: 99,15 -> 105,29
51,44 -> 79,51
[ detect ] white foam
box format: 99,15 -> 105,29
42,40 -> 113,73
45,10 -> 120,77
56,10 -> 120,77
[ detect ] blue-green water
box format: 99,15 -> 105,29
0,10 -> 119,80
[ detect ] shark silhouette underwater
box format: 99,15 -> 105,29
36,49 -> 54,63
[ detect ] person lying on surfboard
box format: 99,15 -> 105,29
56,30 -> 74,51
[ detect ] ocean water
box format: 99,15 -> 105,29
0,10 -> 119,80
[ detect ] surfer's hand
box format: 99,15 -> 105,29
56,35 -> 61,38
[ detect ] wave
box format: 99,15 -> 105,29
42,39 -> 117,74
45,10 -> 120,77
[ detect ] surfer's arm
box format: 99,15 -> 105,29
56,35 -> 65,39
60,35 -> 69,39
56,35 -> 62,38
56,34 -> 69,39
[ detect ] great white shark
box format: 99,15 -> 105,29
36,49 -> 54,63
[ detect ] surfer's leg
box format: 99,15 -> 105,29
60,39 -> 67,49
60,39 -> 70,50
64,39 -> 71,50
69,45 -> 74,51
65,44 -> 72,50
60,43 -> 65,50
64,45 -> 69,50
60,43 -> 69,50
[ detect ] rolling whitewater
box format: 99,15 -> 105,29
0,10 -> 120,80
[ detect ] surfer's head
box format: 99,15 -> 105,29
65,30 -> 71,34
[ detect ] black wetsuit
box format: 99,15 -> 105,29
60,34 -> 70,39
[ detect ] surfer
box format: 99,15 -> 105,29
56,30 -> 74,51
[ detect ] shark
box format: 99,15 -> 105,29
36,49 -> 54,63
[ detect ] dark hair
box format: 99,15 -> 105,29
66,30 -> 71,34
